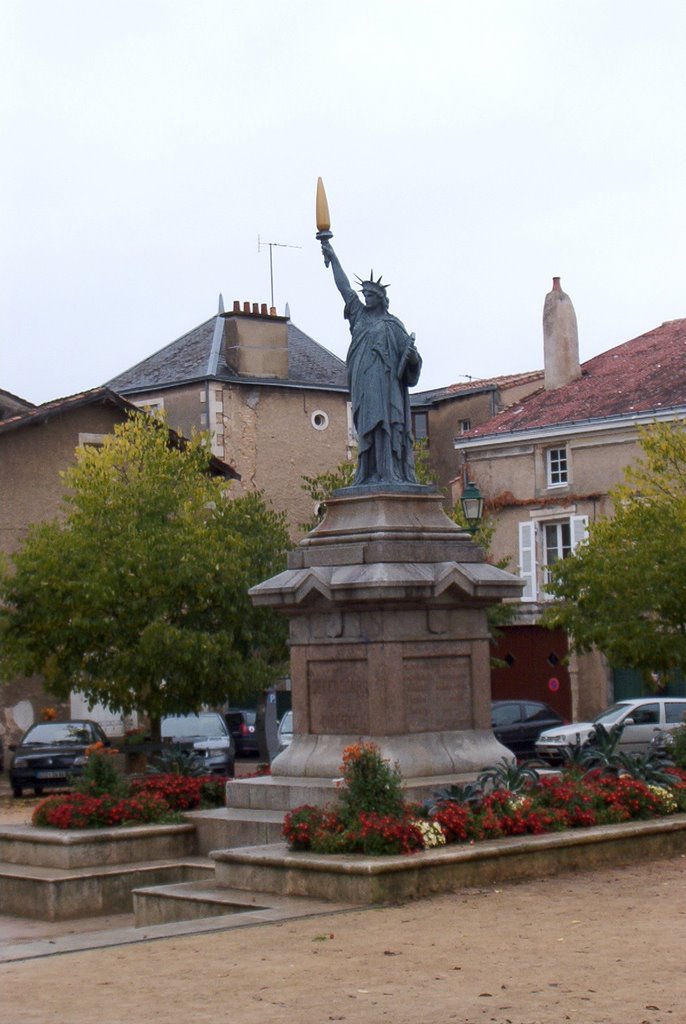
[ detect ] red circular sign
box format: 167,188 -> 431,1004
548,677 -> 560,692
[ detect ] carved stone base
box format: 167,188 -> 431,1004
272,729 -> 512,780
250,489 -> 523,781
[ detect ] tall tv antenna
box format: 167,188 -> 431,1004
257,235 -> 301,310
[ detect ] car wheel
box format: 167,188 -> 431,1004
12,784 -> 23,798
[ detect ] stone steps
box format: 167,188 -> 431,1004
225,772 -> 476,811
0,856 -> 214,921
132,878 -> 268,925
132,878 -> 352,927
186,807 -> 286,854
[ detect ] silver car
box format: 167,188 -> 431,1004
277,710 -> 293,751
535,697 -> 686,764
161,712 -> 235,776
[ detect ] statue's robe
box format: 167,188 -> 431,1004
344,293 -> 422,485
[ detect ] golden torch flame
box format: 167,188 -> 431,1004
316,177 -> 331,233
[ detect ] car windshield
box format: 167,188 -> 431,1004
594,703 -> 634,726
21,723 -> 94,746
161,715 -> 226,739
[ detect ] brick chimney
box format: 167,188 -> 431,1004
223,302 -> 289,378
543,277 -> 580,390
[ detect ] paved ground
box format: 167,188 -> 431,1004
2,771 -> 686,1023
2,858 -> 686,1024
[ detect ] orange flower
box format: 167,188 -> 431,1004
340,741 -> 379,772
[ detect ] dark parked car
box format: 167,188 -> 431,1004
491,700 -> 565,759
224,709 -> 259,757
9,719 -> 110,798
161,713 -> 235,776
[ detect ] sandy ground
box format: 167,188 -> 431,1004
2,793 -> 686,1023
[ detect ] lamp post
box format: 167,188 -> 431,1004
461,481 -> 484,534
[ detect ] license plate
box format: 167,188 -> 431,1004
36,770 -> 67,779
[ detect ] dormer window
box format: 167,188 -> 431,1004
546,446 -> 568,487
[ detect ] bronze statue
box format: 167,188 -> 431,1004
319,236 -> 422,487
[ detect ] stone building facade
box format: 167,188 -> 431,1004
0,391 -> 146,744
0,388 -> 238,747
410,371 -> 543,496
108,301 -> 351,537
453,280 -> 686,721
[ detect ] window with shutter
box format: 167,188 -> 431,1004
570,514 -> 589,550
518,521 -> 537,601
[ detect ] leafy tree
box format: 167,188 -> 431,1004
300,461 -> 356,532
545,421 -> 686,679
0,413 -> 290,738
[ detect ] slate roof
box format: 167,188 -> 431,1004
460,318 -> 686,441
107,315 -> 348,394
0,386 -> 239,479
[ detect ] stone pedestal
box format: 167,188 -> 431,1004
249,488 -> 524,786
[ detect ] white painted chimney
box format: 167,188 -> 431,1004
543,277 -> 581,390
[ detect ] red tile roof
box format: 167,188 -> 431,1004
461,318 -> 686,440
412,369 -> 542,405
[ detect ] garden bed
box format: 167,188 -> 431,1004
213,813 -> 686,904
0,821 -> 198,869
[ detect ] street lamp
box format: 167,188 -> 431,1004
460,480 -> 484,534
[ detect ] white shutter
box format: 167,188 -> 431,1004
518,521 -> 537,601
570,514 -> 589,551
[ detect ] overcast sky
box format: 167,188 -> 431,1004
3,1 -> 686,405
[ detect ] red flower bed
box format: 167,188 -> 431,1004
31,773 -> 230,829
32,790 -> 172,829
282,745 -> 686,857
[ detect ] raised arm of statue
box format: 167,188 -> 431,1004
320,239 -> 355,303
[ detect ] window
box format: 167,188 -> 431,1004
460,419 -> 471,433
665,703 -> 686,724
523,703 -> 552,723
543,521 -> 572,584
491,703 -> 522,727
546,447 -> 568,487
132,397 -> 164,414
626,703 -> 659,726
518,515 -> 588,601
412,411 -> 428,441
310,410 -> 329,431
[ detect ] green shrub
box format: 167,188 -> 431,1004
74,749 -> 129,799
337,742 -> 405,824
147,744 -> 206,776
668,726 -> 686,769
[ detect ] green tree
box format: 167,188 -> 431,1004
0,413 -> 290,737
544,421 -> 686,679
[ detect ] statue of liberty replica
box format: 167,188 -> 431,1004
242,180 -> 523,794
317,182 -> 422,488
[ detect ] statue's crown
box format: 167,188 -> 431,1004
355,270 -> 389,297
